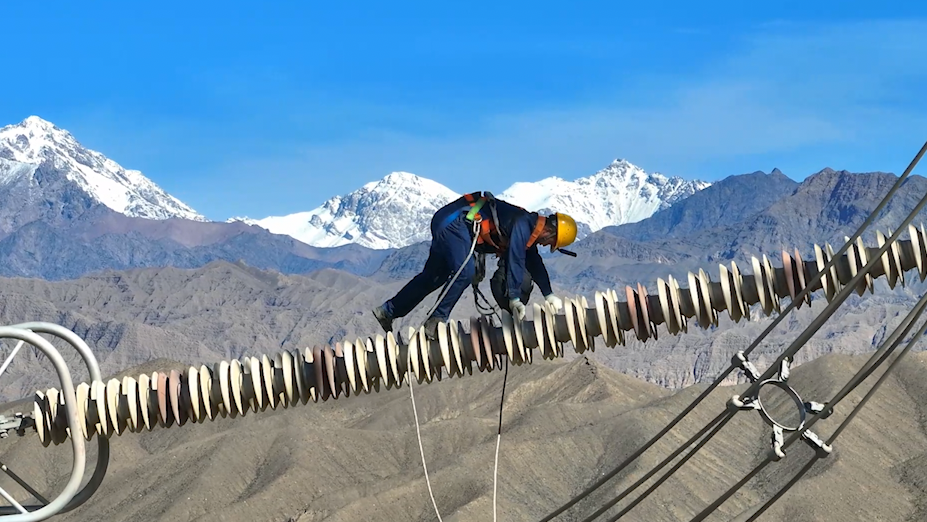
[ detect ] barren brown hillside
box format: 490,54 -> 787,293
0,259 -> 920,403
3,349 -> 927,522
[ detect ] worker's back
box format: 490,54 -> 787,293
475,198 -> 539,254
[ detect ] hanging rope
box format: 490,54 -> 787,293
406,216 -> 482,522
406,368 -> 443,522
404,212 -> 514,522
468,257 -> 510,522
493,355 -> 509,522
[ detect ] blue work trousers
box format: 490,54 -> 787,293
384,208 -> 476,321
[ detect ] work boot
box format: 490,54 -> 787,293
372,305 -> 393,333
424,316 -> 442,341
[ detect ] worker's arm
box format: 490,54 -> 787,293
525,246 -> 553,296
505,215 -> 553,299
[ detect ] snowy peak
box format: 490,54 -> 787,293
500,159 -> 710,232
0,116 -> 205,221
601,158 -> 649,180
233,171 -> 460,249
360,170 -> 455,197
243,159 -> 709,250
0,116 -> 77,165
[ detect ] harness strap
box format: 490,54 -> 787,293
479,219 -> 502,249
466,197 -> 487,221
460,193 -> 501,248
463,192 -> 537,251
489,198 -> 504,246
526,215 -> 547,248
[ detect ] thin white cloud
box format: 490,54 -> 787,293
267,19 -> 927,192
62,18 -> 927,219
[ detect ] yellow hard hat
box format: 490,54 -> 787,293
551,212 -> 577,252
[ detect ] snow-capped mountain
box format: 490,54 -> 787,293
230,172 -> 460,249
240,159 -> 710,250
499,159 -> 711,231
0,116 -> 205,221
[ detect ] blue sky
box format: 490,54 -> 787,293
3,1 -> 926,220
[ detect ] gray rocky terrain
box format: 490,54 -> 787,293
606,168 -> 800,244
2,136 -> 927,520
3,349 -> 927,521
0,253 -> 921,404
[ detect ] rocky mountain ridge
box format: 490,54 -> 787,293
0,116 -> 204,225
235,159 -> 712,249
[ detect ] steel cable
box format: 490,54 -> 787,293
688,287 -> 927,521
601,413 -> 736,522
577,410 -> 733,522
539,138 -> 927,522
599,286 -> 926,521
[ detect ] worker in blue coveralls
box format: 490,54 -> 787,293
372,191 -> 578,340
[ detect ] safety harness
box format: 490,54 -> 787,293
462,192 -> 547,251
457,192 -> 553,317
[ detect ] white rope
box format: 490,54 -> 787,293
493,433 -> 502,522
406,215 -> 482,522
405,207 -> 513,521
407,366 -> 443,522
492,354 -> 510,522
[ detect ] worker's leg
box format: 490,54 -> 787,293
427,216 -> 476,321
385,247 -> 447,315
490,261 -> 534,312
373,206 -> 471,335
490,264 -> 509,312
373,207 -> 464,333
